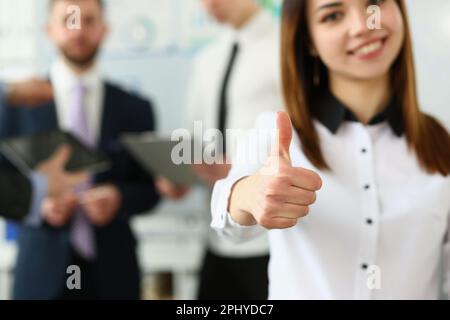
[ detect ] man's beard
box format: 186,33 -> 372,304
60,45 -> 100,68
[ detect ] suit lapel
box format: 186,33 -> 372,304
98,83 -> 116,151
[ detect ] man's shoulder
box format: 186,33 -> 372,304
103,81 -> 155,129
104,81 -> 152,107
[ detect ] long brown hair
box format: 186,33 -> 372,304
281,0 -> 450,175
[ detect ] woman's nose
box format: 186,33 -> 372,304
348,8 -> 371,38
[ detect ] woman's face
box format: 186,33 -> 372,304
307,0 -> 405,81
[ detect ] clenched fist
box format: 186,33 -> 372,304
79,184 -> 122,227
229,112 -> 322,229
41,193 -> 78,227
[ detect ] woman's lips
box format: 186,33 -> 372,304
348,37 -> 387,58
348,37 -> 388,60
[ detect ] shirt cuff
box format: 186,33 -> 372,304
0,82 -> 8,107
23,172 -> 48,226
211,175 -> 264,241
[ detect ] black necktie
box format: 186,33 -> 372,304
218,42 -> 240,155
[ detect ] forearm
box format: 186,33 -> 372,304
23,172 -> 47,226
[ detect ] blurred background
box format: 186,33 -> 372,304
0,0 -> 449,300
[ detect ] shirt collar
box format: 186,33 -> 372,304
229,9 -> 274,45
311,90 -> 404,137
50,59 -> 101,93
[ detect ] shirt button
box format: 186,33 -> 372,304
361,263 -> 368,270
364,184 -> 370,190
361,148 -> 367,154
366,219 -> 373,225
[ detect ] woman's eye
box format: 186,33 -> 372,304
322,12 -> 344,23
368,0 -> 385,6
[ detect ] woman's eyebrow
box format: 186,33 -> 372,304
315,2 -> 343,13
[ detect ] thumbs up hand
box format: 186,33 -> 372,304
260,110 -> 294,175
229,112 -> 322,229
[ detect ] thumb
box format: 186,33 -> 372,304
271,111 -> 293,162
65,171 -> 89,189
51,144 -> 72,168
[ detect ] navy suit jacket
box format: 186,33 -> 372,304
0,171 -> 31,220
0,82 -> 160,299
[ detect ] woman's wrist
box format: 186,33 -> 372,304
228,176 -> 258,226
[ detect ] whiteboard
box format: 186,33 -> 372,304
0,0 -> 38,78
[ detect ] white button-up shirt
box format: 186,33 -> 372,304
211,103 -> 450,299
187,9 -> 283,257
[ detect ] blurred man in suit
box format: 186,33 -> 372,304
156,0 -> 282,299
0,0 -> 160,299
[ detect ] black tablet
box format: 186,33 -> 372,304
121,132 -> 199,186
0,130 -> 111,174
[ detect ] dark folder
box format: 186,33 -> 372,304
0,130 -> 111,174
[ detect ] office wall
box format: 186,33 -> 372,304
407,0 -> 450,129
1,0 -> 448,130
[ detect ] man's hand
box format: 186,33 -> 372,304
155,176 -> 190,200
79,184 -> 122,227
36,145 -> 89,198
229,112 -> 322,229
192,161 -> 231,188
41,192 -> 78,227
6,78 -> 53,107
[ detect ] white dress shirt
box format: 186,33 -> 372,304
187,9 -> 283,257
51,59 -> 104,145
211,94 -> 450,299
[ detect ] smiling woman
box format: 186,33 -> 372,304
211,0 -> 450,300
281,0 -> 449,173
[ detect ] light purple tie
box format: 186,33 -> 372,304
68,82 -> 96,260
